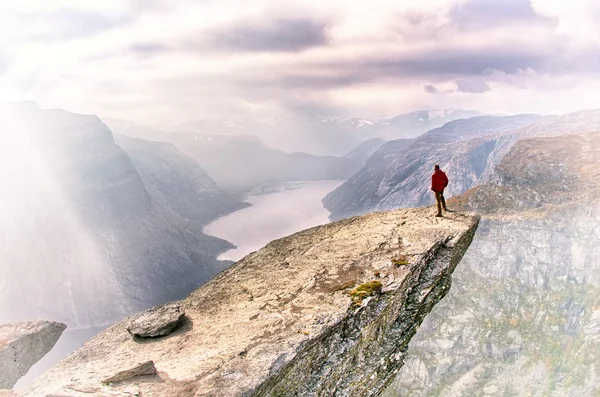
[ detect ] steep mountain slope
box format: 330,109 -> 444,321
324,114 -> 543,220
384,131 -> 600,396
345,137 -> 387,167
24,208 -> 479,397
0,104 -> 242,328
114,135 -> 248,251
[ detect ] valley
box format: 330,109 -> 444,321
204,180 -> 344,261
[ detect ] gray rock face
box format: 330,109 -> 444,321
0,104 -> 244,328
23,207 -> 479,397
383,131 -> 600,396
126,303 -> 185,338
0,321 -> 66,389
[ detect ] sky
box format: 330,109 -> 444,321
1,0 -> 600,125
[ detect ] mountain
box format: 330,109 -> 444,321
105,118 -> 174,142
374,109 -> 483,139
0,104 -> 245,328
114,135 -> 248,227
106,119 -> 362,192
324,114 -> 543,220
384,130 -> 600,396
23,207 -> 479,397
344,137 -> 387,167
172,109 -> 482,156
170,133 -> 361,192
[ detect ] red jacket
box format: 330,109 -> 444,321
431,169 -> 448,192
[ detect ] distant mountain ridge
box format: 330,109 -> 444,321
344,137 -> 387,166
170,109 -> 483,156
107,119 -> 363,192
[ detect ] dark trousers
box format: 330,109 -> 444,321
435,191 -> 447,214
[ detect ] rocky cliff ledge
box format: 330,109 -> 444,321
24,208 -> 479,397
0,321 -> 66,389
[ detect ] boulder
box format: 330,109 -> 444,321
126,303 -> 185,338
0,321 -> 66,389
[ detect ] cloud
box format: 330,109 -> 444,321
2,0 -> 600,125
424,84 -> 439,93
451,0 -> 553,28
531,0 -> 600,44
455,78 -> 491,93
208,16 -> 332,52
11,8 -> 131,42
128,42 -> 169,57
256,47 -> 548,92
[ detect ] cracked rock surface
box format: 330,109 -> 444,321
23,207 -> 479,397
0,321 -> 66,389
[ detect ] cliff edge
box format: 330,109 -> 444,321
24,208 -> 479,397
0,321 -> 66,389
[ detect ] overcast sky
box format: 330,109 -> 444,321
1,0 -> 600,125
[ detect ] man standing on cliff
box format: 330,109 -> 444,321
431,164 -> 449,217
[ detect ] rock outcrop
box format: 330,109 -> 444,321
24,208 -> 479,397
0,321 -> 66,389
383,131 -> 600,396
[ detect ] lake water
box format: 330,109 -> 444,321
204,180 -> 343,261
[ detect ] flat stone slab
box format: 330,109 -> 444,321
102,361 -> 157,384
0,321 -> 66,389
126,303 -> 185,338
24,207 -> 479,397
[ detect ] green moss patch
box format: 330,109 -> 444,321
348,280 -> 383,306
